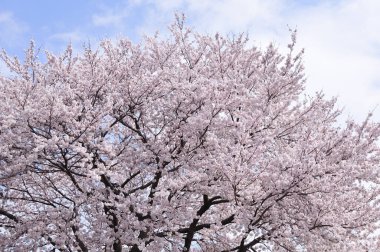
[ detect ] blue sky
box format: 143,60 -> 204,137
1,0 -> 380,121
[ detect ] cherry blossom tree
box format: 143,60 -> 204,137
1,17 -> 380,251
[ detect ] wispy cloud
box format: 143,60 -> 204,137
49,31 -> 84,42
92,9 -> 127,27
91,1 -> 140,32
0,11 -> 28,48
285,0 -> 380,121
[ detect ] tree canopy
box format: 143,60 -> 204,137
1,17 -> 380,251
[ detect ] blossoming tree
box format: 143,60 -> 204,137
1,18 -> 380,251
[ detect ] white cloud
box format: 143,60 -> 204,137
0,11 -> 20,28
287,0 -> 380,121
49,31 -> 84,42
0,11 -> 27,48
91,1 -> 139,29
93,10 -> 127,27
